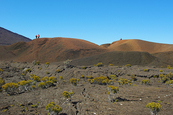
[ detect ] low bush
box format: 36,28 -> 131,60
49,76 -> 57,83
165,80 -> 173,87
88,75 -> 110,85
24,68 -> 31,74
160,70 -> 163,72
146,102 -> 162,115
41,76 -> 49,82
45,62 -> 50,67
109,75 -> 117,81
141,79 -> 150,85
34,61 -> 40,65
2,82 -> 19,95
18,80 -> 33,92
80,75 -> 85,79
45,102 -> 61,115
144,69 -> 149,72
59,76 -> 63,80
56,69 -> 61,73
0,68 -> 3,73
70,78 -> 79,86
130,74 -> 137,81
125,64 -> 131,67
86,76 -> 93,79
0,77 -> 5,87
38,82 -> 46,89
107,85 -> 119,102
109,64 -> 114,66
62,91 -> 73,98
30,75 -> 41,82
96,62 -> 103,67
118,78 -> 132,85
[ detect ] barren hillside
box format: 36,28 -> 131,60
0,37 -> 107,62
0,27 -> 31,45
108,39 -> 173,53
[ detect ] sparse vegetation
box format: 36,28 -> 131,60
96,62 -> 103,67
62,91 -> 73,99
45,102 -> 61,115
24,68 -> 31,74
144,69 -> 149,72
70,78 -> 79,86
146,102 -> 162,115
107,85 -> 119,102
30,74 -> 41,82
45,62 -> 50,67
125,64 -> 131,67
56,69 -> 61,73
109,64 -> 114,66
159,70 -> 163,72
118,78 -> 132,85
141,79 -> 150,85
2,82 -> 19,95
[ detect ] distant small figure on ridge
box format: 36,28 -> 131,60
36,35 -> 37,39
120,38 -> 122,40
38,34 -> 40,38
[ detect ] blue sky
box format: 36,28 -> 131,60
0,0 -> 173,45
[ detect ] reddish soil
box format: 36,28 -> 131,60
108,39 -> 173,53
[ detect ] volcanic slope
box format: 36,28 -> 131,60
0,37 -> 107,62
70,51 -> 165,67
0,27 -> 31,45
107,39 -> 173,53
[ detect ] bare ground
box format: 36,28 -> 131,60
0,61 -> 173,115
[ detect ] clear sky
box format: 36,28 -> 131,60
0,0 -> 173,45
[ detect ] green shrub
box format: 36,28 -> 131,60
45,62 -> 50,67
160,70 -> 163,72
0,68 -> 3,73
109,64 -> 114,66
165,80 -> 173,87
59,76 -> 63,80
49,76 -> 57,83
158,74 -> 171,83
89,75 -> 110,85
125,64 -> 131,67
24,68 -> 31,74
86,76 -> 93,79
21,73 -> 25,76
141,79 -> 150,85
70,78 -> 79,86
146,102 -> 162,115
45,62 -> 49,65
144,69 -> 149,72
107,85 -> 119,102
118,78 -> 132,85
80,75 -> 85,79
130,75 -> 137,81
0,77 -> 5,87
30,75 -> 40,82
35,61 -> 40,65
41,76 -> 49,82
81,66 -> 87,69
31,104 -> 37,108
2,82 -> 19,95
18,80 -> 33,92
45,102 -> 61,115
56,69 -> 61,73
31,85 -> 36,90
96,62 -> 103,67
62,91 -> 73,98
38,82 -> 46,89
109,75 -> 117,80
